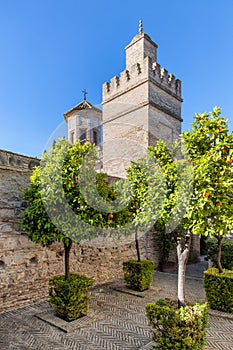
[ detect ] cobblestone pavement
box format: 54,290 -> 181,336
0,263 -> 233,350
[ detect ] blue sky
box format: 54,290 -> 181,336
0,0 -> 233,158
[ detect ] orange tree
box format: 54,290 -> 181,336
182,107 -> 233,273
20,138 -> 130,281
120,156 -> 167,261
147,141 -> 193,307
147,141 -> 184,265
121,145 -> 192,305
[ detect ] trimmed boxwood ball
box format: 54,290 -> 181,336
49,273 -> 94,321
146,298 -> 208,350
204,267 -> 233,313
123,260 -> 154,291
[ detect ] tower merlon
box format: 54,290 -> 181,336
120,69 -> 130,82
110,76 -> 120,88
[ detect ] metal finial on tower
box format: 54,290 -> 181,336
82,88 -> 87,101
139,19 -> 143,34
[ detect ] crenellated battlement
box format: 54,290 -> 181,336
102,56 -> 182,102
0,149 -> 40,172
151,62 -> 182,98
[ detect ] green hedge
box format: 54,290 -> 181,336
49,273 -> 94,321
123,260 -> 154,291
146,299 -> 208,350
206,238 -> 233,270
204,267 -> 233,313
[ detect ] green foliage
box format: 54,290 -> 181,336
204,268 -> 233,313
182,107 -> 233,273
20,139 -> 130,248
123,155 -> 167,231
206,238 -> 233,270
182,107 -> 233,240
146,299 -> 208,349
148,141 -> 192,263
119,155 -> 168,262
148,141 -> 179,229
123,260 -> 154,291
126,140 -> 192,237
49,273 -> 94,321
20,164 -> 62,247
148,142 -> 178,263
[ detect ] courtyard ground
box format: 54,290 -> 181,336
0,261 -> 232,350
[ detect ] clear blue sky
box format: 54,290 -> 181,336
0,0 -> 233,158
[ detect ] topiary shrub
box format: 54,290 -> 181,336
146,298 -> 208,350
123,260 -> 154,291
206,238 -> 233,270
49,273 -> 94,321
204,267 -> 233,313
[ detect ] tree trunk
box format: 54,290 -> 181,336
135,227 -> 141,262
177,233 -> 191,308
64,239 -> 72,281
216,235 -> 223,273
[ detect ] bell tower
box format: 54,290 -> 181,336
102,21 -> 183,177
64,100 -> 102,146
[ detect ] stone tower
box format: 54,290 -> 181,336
64,100 -> 102,145
102,25 -> 183,177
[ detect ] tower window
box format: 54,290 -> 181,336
70,131 -> 75,144
80,129 -> 87,144
93,130 -> 98,145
